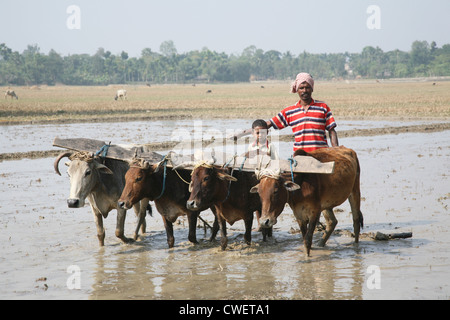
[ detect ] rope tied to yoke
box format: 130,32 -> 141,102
191,160 -> 215,175
254,168 -> 282,180
254,153 -> 280,180
69,151 -> 95,162
287,156 -> 297,182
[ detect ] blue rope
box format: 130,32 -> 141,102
239,156 -> 247,172
95,142 -> 110,158
223,154 -> 236,168
287,156 -> 297,181
154,159 -> 168,200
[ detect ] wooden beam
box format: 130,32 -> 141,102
52,137 -> 164,163
168,151 -> 335,174
53,138 -> 334,174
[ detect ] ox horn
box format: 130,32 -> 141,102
54,151 -> 73,176
206,156 -> 216,165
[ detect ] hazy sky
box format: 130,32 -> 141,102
1,0 -> 449,57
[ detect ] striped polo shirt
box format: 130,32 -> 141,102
270,99 -> 337,152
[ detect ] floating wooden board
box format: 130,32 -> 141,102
168,151 -> 335,174
52,137 -> 164,163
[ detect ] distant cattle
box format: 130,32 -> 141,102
54,151 -> 150,246
250,146 -> 363,257
5,90 -> 18,100
114,89 -> 127,101
118,158 -> 218,248
184,158 -> 262,250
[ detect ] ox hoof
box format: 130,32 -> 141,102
120,237 -> 135,244
167,239 -> 175,248
97,232 -> 106,247
220,239 -> 228,251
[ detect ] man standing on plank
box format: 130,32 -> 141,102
234,72 -> 339,152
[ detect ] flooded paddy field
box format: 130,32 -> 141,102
0,119 -> 449,300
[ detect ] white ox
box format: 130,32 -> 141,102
54,151 -> 150,246
5,90 -> 18,100
114,89 -> 127,101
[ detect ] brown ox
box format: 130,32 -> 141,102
185,161 -> 262,250
250,146 -> 363,256
118,159 -> 218,248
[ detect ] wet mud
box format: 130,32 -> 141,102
0,120 -> 449,299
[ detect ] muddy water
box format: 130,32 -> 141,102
0,121 -> 449,299
0,119 -> 443,153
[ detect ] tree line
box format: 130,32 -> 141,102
1,40 -> 449,86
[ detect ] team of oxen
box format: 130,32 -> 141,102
54,145 -> 363,256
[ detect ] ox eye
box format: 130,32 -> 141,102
85,169 -> 91,176
274,188 -> 279,194
203,176 -> 209,182
136,176 -> 143,182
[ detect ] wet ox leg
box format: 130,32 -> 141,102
244,215 -> 253,245
303,212 -> 320,257
209,207 -> 220,241
209,216 -> 220,241
187,212 -> 199,244
133,199 -> 150,240
295,207 -> 320,257
162,216 -> 175,248
318,209 -> 337,247
93,210 -> 105,246
217,214 -> 228,250
116,208 -> 134,244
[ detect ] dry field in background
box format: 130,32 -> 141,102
1,80 -> 450,124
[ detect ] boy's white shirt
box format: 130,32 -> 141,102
247,141 -> 279,160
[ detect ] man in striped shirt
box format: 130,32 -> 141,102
268,72 -> 339,152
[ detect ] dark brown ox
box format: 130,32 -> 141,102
250,146 -> 363,257
118,159 -> 218,248
186,162 -> 261,250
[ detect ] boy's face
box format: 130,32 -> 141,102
252,126 -> 268,144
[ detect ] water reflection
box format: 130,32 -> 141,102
87,223 -> 372,300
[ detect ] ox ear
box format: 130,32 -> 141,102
95,163 -> 114,175
284,181 -> 300,192
217,172 -> 238,182
250,184 -> 259,193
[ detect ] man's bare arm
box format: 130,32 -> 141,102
329,128 -> 339,147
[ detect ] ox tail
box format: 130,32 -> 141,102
358,209 -> 364,229
147,204 -> 153,217
354,151 -> 363,229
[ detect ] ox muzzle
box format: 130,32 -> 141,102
186,200 -> 200,211
67,198 -> 84,208
118,200 -> 132,210
259,216 -> 277,229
